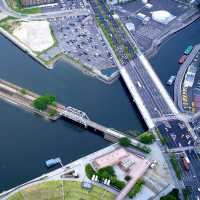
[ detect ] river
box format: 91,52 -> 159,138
0,18 -> 199,192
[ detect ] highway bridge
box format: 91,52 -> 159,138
120,52 -> 179,129
89,0 -> 179,129
89,0 -> 197,152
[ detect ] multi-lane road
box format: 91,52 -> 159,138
89,1 -> 200,199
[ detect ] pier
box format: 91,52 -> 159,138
0,78 -> 141,144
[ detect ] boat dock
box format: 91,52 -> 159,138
0,78 -> 140,144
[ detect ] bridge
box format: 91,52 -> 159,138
58,106 -> 141,145
0,78 -> 142,145
89,0 -> 179,131
119,47 -> 179,129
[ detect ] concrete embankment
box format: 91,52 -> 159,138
145,8 -> 200,58
0,27 -> 53,69
0,26 -> 118,84
174,44 -> 200,113
0,79 -> 60,120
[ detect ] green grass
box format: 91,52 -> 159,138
8,180 -> 115,200
170,153 -> 182,180
16,7 -> 42,14
0,17 -> 19,33
6,0 -> 42,14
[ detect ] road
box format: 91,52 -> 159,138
0,0 -> 90,20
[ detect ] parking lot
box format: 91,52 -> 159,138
113,0 -> 189,52
42,0 -> 85,13
39,15 -> 118,77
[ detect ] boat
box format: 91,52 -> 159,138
179,55 -> 187,64
45,157 -> 61,168
184,45 -> 193,55
167,75 -> 176,86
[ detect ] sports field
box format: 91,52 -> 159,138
8,180 -> 115,200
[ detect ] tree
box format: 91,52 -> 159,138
33,94 -> 56,111
160,188 -> 179,200
160,195 -> 177,200
110,177 -> 125,190
97,166 -> 116,180
138,132 -> 155,144
85,164 -> 96,179
119,137 -> 131,147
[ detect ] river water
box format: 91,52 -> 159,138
0,19 -> 199,192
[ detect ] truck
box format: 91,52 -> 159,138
181,153 -> 190,171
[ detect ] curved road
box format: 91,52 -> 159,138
0,0 -> 90,20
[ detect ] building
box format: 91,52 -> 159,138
20,0 -> 57,8
106,0 -> 131,5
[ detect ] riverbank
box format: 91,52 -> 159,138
174,44 -> 200,113
145,8 -> 200,59
0,20 -> 119,84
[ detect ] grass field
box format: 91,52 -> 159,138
8,180 -> 115,200
0,17 -> 19,33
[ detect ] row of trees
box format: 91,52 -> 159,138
128,179 -> 145,198
160,188 -> 179,200
119,137 -> 151,153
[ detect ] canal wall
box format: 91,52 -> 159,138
145,8 -> 200,58
0,26 -> 119,84
0,27 -> 53,69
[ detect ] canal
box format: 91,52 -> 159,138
0,18 -> 199,192
0,35 -> 145,191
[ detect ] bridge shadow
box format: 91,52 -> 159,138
119,76 -> 148,131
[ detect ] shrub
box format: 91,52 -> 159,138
49,109 -> 58,117
85,164 -> 96,179
128,179 -> 145,198
125,175 -> 131,182
119,137 -> 131,147
130,143 -> 151,154
111,177 -> 126,190
20,88 -> 27,95
183,187 -> 191,200
160,188 -> 179,200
